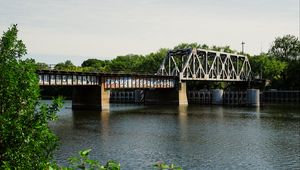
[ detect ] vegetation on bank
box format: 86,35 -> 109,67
48,149 -> 182,170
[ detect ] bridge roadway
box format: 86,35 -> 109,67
38,70 -> 176,89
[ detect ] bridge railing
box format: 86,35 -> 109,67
38,70 -> 100,86
103,76 -> 175,89
37,70 -> 177,88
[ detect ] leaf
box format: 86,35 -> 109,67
79,148 -> 92,157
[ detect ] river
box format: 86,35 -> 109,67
49,101 -> 300,169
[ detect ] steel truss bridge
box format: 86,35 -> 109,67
38,48 -> 253,89
157,48 -> 252,81
37,48 -> 256,109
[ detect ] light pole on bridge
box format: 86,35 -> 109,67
241,41 -> 245,54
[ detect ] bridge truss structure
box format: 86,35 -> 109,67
157,48 -> 252,82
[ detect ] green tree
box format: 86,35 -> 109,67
137,48 -> 168,73
173,42 -> 201,50
0,25 -> 62,169
211,45 -> 237,53
173,43 -> 236,53
269,34 -> 300,60
249,53 -> 288,88
285,60 -> 300,90
81,58 -> 111,72
36,62 -> 49,70
55,60 -> 80,71
108,54 -> 144,73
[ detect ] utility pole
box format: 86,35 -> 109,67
260,64 -> 263,79
241,41 -> 245,54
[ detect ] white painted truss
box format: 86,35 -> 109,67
157,48 -> 252,81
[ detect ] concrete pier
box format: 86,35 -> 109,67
247,89 -> 260,107
72,86 -> 102,110
144,88 -> 178,104
144,82 -> 188,105
72,78 -> 110,110
101,79 -> 110,110
178,82 -> 188,105
212,89 -> 224,105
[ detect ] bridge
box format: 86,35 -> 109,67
157,48 -> 251,81
38,48 -> 258,110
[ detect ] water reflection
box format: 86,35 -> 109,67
101,110 -> 110,135
51,102 -> 300,169
178,105 -> 188,143
255,106 -> 261,119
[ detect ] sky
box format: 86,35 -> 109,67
0,0 -> 299,65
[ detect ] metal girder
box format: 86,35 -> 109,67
157,48 -> 252,81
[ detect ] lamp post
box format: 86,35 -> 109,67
241,41 -> 245,54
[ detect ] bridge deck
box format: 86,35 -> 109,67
37,70 -> 177,89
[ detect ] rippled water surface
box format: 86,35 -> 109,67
50,101 -> 300,170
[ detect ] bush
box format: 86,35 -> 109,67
0,25 -> 63,169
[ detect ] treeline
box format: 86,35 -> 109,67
37,43 -> 241,74
250,35 -> 300,90
37,35 -> 300,90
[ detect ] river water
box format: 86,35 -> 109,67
50,101 -> 300,170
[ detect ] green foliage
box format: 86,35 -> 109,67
137,48 -> 168,73
269,34 -> 300,60
173,42 -> 201,50
109,54 -> 144,73
153,161 -> 182,170
250,38 -> 300,89
49,149 -> 121,170
250,53 -> 288,80
55,60 -> 81,71
77,43 -> 240,75
81,59 -> 111,72
284,60 -> 300,90
79,48 -> 168,74
173,43 -> 237,54
0,25 -> 63,169
36,62 -> 50,70
48,149 -> 183,170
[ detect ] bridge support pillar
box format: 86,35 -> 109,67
144,82 -> 188,105
72,86 -> 102,110
72,79 -> 110,110
178,82 -> 188,105
247,89 -> 260,107
144,88 -> 178,104
101,78 -> 110,110
212,89 -> 224,105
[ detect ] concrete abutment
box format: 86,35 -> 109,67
72,79 -> 110,110
72,86 -> 102,110
144,82 -> 188,105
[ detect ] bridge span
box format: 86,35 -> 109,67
38,69 -> 183,110
38,48 -> 259,110
38,70 -> 176,89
